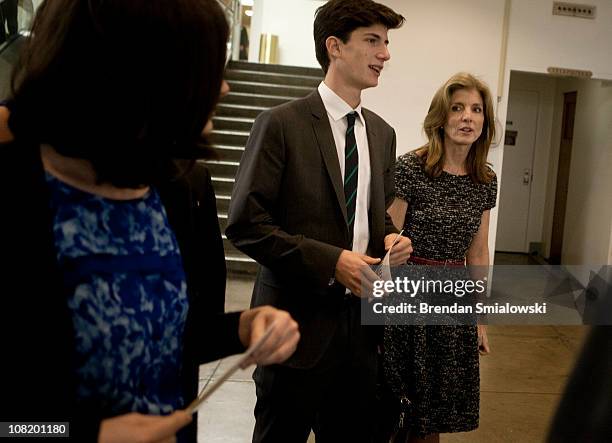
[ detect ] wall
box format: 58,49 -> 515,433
504,0 -> 612,78
496,72 -> 612,267
609,223 -> 612,265
18,0 -> 37,30
362,0 -> 506,154
368,0 -> 612,263
501,72 -> 557,253
248,0 -> 325,67
362,0 -> 507,258
496,0 -> 612,262
248,0 -> 612,263
543,78 -> 612,266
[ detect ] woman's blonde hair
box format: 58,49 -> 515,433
417,72 -> 496,183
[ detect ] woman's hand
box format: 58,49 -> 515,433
384,233 -> 413,265
98,410 -> 192,443
238,306 -> 300,367
477,324 -> 490,355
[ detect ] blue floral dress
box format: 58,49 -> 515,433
46,172 -> 189,416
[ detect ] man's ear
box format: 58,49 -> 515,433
325,36 -> 341,61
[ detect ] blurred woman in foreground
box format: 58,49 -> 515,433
0,1 -> 299,441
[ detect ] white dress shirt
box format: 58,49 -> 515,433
318,81 -> 371,255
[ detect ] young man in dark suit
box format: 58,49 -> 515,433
226,1 -> 411,441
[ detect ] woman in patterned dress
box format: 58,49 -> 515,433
384,72 -> 498,443
1,1 -> 299,442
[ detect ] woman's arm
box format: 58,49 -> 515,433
387,197 -> 408,231
466,210 -> 491,355
466,210 -> 490,266
99,411 -> 192,443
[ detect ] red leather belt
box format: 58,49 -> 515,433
408,256 -> 465,266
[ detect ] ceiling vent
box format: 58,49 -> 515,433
552,2 -> 596,19
547,67 -> 593,78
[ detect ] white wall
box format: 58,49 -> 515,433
362,0 -> 506,155
248,0 -> 265,62
496,0 -> 612,263
608,223 -> 612,265
248,0 -> 612,264
249,0 -> 325,66
504,0 -> 612,79
501,73 -> 612,267
362,0 -> 506,258
545,78 -> 612,265
503,72 -> 557,253
368,0 -> 612,263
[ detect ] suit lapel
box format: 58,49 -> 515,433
363,108 -> 382,202
306,91 -> 348,225
363,108 -> 384,251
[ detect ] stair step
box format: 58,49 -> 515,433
211,176 -> 235,194
226,69 -> 321,88
210,129 -> 249,147
228,60 -> 323,77
215,103 -> 266,119
223,92 -> 295,108
226,255 -> 259,275
212,116 -> 254,132
228,80 -> 313,98
203,159 -> 240,177
213,195 -> 231,213
217,212 -> 227,235
214,62 -> 320,274
211,144 -> 245,162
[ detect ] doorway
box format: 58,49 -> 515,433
549,91 -> 577,264
495,71 -> 593,264
496,89 -> 539,253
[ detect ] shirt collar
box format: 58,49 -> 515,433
318,81 -> 363,124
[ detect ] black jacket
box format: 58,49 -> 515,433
226,91 -> 398,368
0,140 -> 244,441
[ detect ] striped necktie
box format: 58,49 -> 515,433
344,111 -> 358,245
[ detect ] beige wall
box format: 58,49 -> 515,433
249,0 -> 612,264
362,0 -> 507,259
504,0 -> 612,78
249,0 -> 325,67
544,78 -> 612,265
492,0 -> 612,262
502,73 -> 612,266
608,223 -> 612,265
505,72 -> 557,252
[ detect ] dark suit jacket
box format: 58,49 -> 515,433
226,90 -> 397,368
0,141 -> 243,442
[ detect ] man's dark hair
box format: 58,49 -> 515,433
314,0 -> 404,74
9,0 -> 228,188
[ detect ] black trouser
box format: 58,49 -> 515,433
0,0 -> 18,43
252,300 -> 380,443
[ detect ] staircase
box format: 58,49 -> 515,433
203,60 -> 324,274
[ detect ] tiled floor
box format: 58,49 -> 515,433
196,255 -> 590,442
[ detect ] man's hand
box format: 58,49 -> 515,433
238,306 -> 300,367
384,233 -> 413,265
98,410 -> 192,443
334,250 -> 381,297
